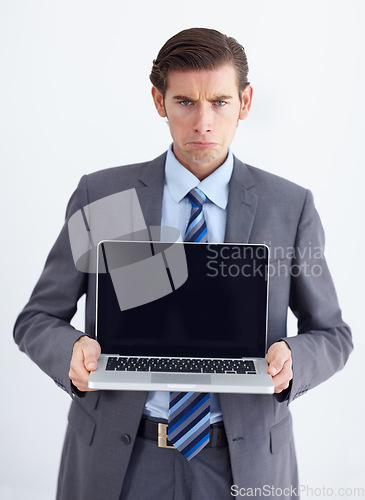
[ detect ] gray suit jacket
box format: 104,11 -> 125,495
14,152 -> 352,499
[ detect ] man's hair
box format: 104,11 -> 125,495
150,27 -> 250,98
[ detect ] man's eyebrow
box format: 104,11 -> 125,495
210,95 -> 233,100
172,95 -> 196,101
172,95 -> 233,101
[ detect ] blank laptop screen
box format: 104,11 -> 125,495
96,242 -> 269,358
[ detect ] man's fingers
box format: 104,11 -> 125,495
265,341 -> 293,393
266,341 -> 291,376
69,336 -> 101,392
84,345 -> 100,371
271,359 -> 293,393
77,337 -> 101,369
268,357 -> 285,377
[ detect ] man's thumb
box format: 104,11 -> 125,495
84,349 -> 98,371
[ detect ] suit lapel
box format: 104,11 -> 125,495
225,156 -> 258,243
134,152 -> 167,232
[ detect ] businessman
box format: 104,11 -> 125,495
14,28 -> 352,499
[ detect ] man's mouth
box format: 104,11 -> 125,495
187,142 -> 218,149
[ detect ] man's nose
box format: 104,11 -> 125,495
193,105 -> 213,134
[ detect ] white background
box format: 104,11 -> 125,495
1,1 -> 364,499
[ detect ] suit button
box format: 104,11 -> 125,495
121,434 -> 131,445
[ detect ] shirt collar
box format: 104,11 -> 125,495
165,144 -> 233,209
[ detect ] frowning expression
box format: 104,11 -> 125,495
152,63 -> 252,179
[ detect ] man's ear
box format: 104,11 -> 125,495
151,87 -> 167,118
239,85 -> 253,121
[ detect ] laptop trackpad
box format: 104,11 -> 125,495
151,374 -> 211,385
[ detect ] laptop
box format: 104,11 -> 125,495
88,240 -> 274,394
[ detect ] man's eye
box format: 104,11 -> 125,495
215,101 -> 227,106
179,101 -> 193,106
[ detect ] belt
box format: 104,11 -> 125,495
137,416 -> 228,449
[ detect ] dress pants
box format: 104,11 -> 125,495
119,427 -> 233,499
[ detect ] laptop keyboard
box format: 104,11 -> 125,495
106,357 -> 257,374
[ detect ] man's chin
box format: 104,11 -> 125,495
173,145 -> 227,173
188,149 -> 223,165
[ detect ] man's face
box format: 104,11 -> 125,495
152,63 -> 252,179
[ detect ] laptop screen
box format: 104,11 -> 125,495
96,242 -> 269,358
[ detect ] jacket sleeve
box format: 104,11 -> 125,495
13,175 -> 90,398
281,189 -> 353,404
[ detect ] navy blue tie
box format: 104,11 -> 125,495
167,187 -> 211,460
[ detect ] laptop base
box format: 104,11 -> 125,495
88,355 -> 274,394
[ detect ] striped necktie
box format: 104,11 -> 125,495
184,188 -> 208,243
167,187 -> 211,460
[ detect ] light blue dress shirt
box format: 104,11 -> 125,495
143,144 -> 234,423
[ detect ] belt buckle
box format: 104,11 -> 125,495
158,423 -> 175,449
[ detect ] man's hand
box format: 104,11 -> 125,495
69,336 -> 101,392
265,341 -> 293,394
